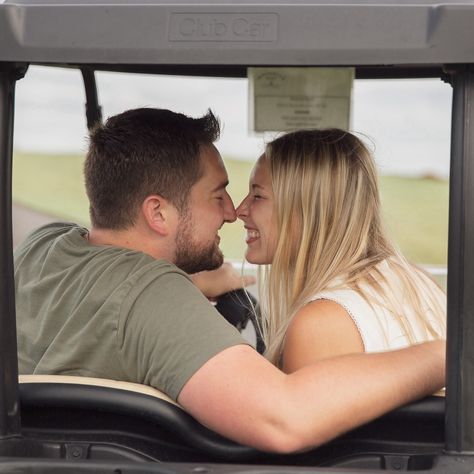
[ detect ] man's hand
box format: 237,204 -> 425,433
191,263 -> 256,299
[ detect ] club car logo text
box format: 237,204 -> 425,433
169,13 -> 278,42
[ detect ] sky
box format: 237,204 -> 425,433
13,65 -> 453,177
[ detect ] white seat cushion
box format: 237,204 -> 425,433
19,374 -> 181,408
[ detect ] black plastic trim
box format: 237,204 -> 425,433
0,62 -> 27,439
19,382 -> 258,460
446,65 -> 474,453
80,68 -> 102,130
19,382 -> 445,462
31,63 -> 446,80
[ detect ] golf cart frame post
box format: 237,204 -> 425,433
446,64 -> 474,454
0,62 -> 25,440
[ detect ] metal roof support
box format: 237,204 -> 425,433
80,68 -> 102,130
446,64 -> 474,454
0,62 -> 26,439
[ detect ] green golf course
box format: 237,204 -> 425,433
13,152 -> 448,266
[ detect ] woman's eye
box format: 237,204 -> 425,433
253,194 -> 263,200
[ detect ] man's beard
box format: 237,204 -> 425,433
174,212 -> 224,274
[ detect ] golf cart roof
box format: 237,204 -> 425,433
1,0 -> 474,72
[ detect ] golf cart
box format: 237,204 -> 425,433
1,1 -> 474,472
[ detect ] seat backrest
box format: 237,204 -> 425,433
19,374 -> 180,407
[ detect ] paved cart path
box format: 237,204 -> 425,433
12,202 -> 58,248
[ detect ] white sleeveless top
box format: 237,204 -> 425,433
308,262 -> 445,352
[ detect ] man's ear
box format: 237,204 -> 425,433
141,195 -> 177,237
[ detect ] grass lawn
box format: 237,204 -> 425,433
380,176 -> 448,265
13,152 -> 448,265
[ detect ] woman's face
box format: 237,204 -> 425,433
236,155 -> 278,265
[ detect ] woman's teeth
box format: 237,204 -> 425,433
246,229 -> 260,242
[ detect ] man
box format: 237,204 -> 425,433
15,108 -> 445,453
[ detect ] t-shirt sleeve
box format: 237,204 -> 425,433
117,267 -> 248,401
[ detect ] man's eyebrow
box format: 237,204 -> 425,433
211,180 -> 229,193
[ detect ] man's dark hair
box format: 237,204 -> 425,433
84,108 -> 220,229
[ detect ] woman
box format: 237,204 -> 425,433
236,129 -> 446,372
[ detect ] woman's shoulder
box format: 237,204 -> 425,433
283,298 -> 365,371
306,271 -> 402,352
305,286 -> 382,351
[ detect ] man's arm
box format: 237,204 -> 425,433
190,262 -> 256,299
178,341 -> 445,453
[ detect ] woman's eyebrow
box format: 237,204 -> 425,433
251,183 -> 265,190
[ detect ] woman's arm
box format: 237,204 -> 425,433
283,299 -> 364,373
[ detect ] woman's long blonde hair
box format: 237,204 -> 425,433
260,129 -> 446,365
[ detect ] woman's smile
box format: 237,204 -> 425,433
245,228 -> 261,244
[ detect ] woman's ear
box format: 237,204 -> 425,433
141,195 -> 177,237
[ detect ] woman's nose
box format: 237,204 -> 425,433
236,196 -> 249,219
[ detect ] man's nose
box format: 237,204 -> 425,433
224,195 -> 237,223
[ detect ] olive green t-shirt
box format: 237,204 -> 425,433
14,223 -> 246,400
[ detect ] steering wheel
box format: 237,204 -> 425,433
215,289 -> 265,354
